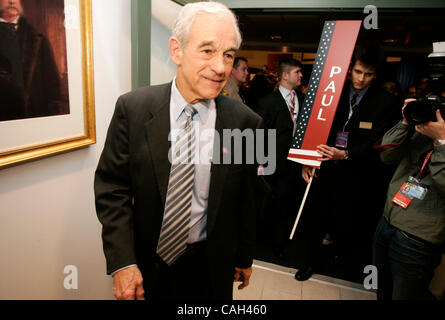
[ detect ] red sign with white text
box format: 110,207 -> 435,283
288,21 -> 362,168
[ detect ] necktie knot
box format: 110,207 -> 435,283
184,105 -> 197,119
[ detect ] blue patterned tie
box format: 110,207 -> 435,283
156,104 -> 198,265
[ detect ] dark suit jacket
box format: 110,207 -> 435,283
94,83 -> 263,299
316,81 -> 402,224
256,89 -> 305,180
0,17 -> 63,120
328,81 -> 401,165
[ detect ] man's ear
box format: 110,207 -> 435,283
281,71 -> 288,82
169,37 -> 183,65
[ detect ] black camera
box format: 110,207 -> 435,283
403,95 -> 445,125
403,43 -> 445,125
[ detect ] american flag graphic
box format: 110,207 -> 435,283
288,21 -> 362,168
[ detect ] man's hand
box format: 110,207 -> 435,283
401,98 -> 417,125
257,165 -> 265,176
317,144 -> 346,161
415,109 -> 445,140
112,266 -> 145,300
302,165 -> 317,184
234,266 -> 252,290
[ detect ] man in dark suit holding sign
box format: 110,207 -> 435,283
296,45 -> 401,282
94,1 -> 262,300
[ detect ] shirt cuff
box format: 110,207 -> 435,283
111,264 -> 138,277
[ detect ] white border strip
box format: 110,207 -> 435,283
287,157 -> 321,167
288,149 -> 321,156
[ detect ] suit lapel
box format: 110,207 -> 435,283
275,90 -> 294,129
206,95 -> 230,236
144,84 -> 172,206
348,83 -> 374,125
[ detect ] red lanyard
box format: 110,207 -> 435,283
420,150 -> 434,178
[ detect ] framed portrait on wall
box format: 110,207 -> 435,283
0,0 -> 95,168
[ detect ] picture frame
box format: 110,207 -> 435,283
0,0 -> 95,169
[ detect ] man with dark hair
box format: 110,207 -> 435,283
256,58 -> 305,259
294,45 -> 402,282
0,0 -> 63,121
222,56 -> 249,102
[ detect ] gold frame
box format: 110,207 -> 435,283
0,0 -> 95,169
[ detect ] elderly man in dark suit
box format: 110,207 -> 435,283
256,58 -> 305,260
295,45 -> 402,282
94,2 -> 262,300
0,0 -> 63,121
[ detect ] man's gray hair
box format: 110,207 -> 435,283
172,1 -> 242,49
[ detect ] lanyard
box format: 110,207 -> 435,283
342,95 -> 359,132
419,149 -> 434,179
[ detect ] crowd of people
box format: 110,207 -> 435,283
221,44 -> 444,300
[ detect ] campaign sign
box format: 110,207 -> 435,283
288,21 -> 362,168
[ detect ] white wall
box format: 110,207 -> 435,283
0,0 -> 131,299
150,0 -> 180,85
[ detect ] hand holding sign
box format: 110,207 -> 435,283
317,144 -> 346,161
289,20 -> 362,240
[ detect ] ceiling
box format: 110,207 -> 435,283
234,8 -> 445,56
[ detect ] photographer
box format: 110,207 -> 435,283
373,98 -> 445,300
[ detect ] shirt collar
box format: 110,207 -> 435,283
171,77 -> 213,125
279,85 -> 293,98
0,17 -> 19,24
349,82 -> 370,101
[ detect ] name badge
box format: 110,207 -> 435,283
359,121 -> 373,129
335,131 -> 349,148
392,176 -> 429,209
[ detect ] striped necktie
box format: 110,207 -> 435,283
351,93 -> 359,111
156,104 -> 198,265
289,90 -> 296,122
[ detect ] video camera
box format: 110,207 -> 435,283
403,42 -> 445,125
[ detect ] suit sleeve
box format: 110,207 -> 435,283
40,35 -> 62,114
378,121 -> 412,165
94,96 -> 137,275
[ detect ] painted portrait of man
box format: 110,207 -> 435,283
0,0 -> 69,121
